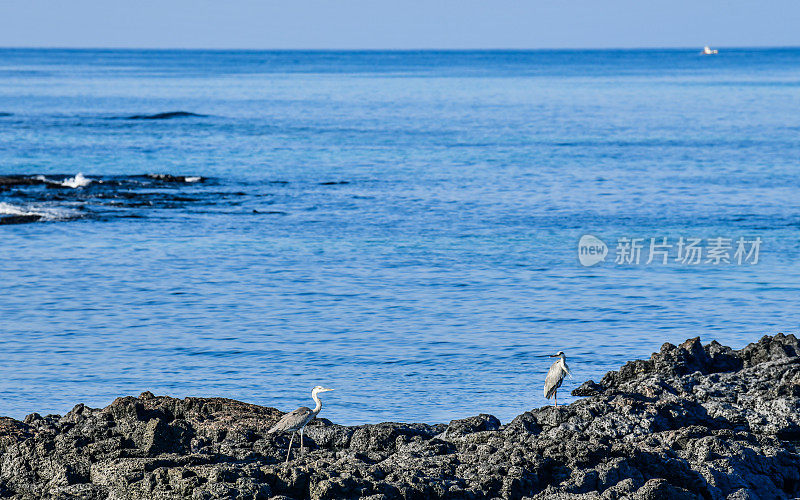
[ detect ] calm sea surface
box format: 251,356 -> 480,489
1,49 -> 799,424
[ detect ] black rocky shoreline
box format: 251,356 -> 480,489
1,334 -> 798,499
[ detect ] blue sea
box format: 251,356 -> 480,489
1,48 -> 799,424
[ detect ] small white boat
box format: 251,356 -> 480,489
701,46 -> 718,55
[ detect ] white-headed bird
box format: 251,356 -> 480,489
268,386 -> 334,463
544,351 -> 572,407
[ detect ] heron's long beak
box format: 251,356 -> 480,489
322,388 -> 334,392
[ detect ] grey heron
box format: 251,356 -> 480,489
544,351 -> 572,407
268,386 -> 333,463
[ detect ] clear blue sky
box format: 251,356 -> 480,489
1,0 -> 798,49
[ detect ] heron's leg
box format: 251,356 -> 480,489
285,432 -> 295,463
300,427 -> 305,454
554,390 -> 558,407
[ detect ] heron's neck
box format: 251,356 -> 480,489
311,392 -> 322,414
560,358 -> 571,376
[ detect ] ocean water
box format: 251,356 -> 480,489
1,48 -> 799,424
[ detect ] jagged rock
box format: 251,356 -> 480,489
0,335 -> 798,499
446,414 -> 501,439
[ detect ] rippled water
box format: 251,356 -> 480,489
1,49 -> 799,424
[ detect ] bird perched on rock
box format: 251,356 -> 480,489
268,386 -> 333,463
544,351 -> 572,407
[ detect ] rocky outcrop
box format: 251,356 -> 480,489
0,215 -> 42,225
0,176 -> 45,188
0,334 -> 798,499
125,111 -> 207,120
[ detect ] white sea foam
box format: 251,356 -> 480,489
34,174 -> 56,184
0,202 -> 78,221
61,172 -> 92,188
0,202 -> 35,216
147,173 -> 202,183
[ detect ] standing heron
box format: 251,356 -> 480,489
268,386 -> 334,463
544,351 -> 572,407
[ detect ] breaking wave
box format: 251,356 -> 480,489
0,173 -> 211,225
33,173 -> 94,188
0,202 -> 79,224
60,172 -> 93,188
0,202 -> 36,216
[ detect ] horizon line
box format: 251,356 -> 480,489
1,44 -> 799,52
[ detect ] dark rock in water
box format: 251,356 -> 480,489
254,210 -> 288,215
144,173 -> 204,183
1,335 -> 799,499
126,111 -> 207,120
0,214 -> 42,225
0,175 -> 45,188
